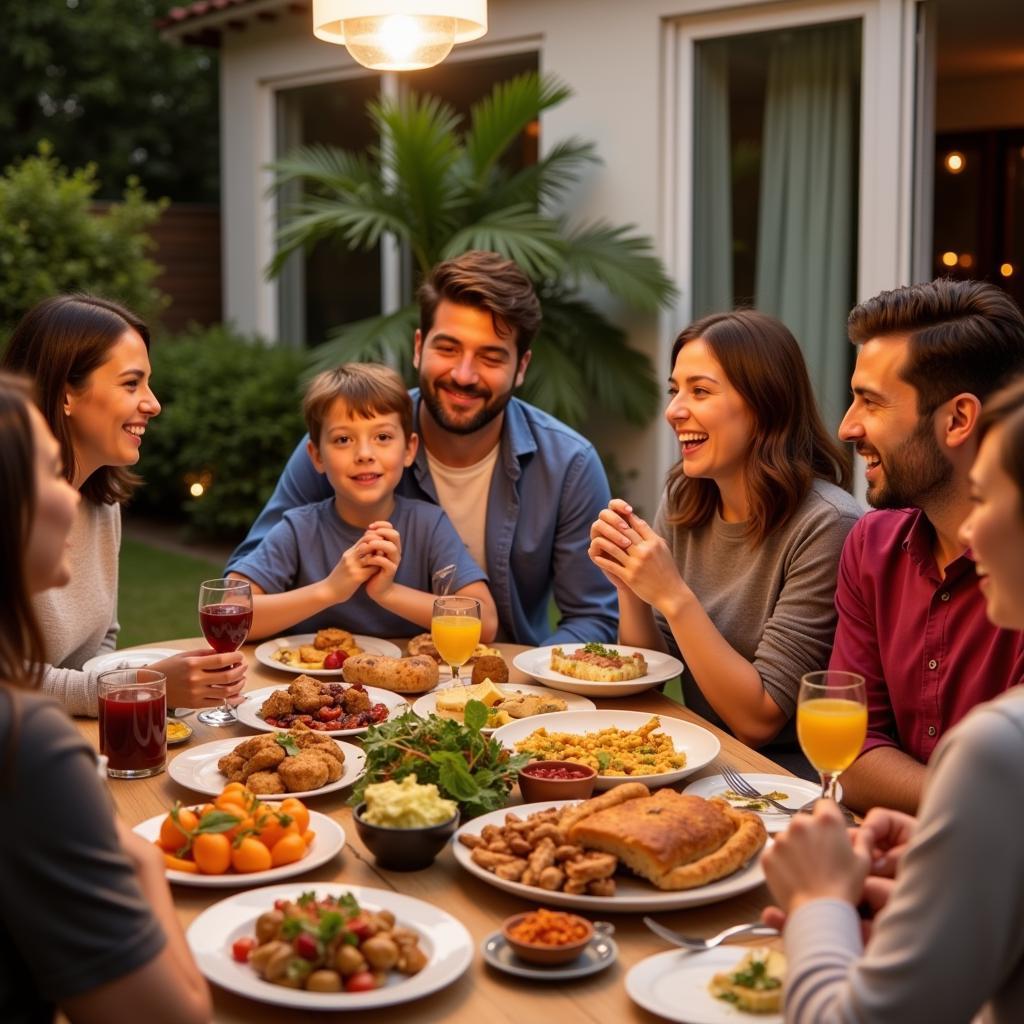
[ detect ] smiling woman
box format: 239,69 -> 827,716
589,310 -> 861,773
1,294 -> 248,716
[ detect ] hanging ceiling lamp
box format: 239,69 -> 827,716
313,0 -> 488,71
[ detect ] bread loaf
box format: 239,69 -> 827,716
341,653 -> 439,694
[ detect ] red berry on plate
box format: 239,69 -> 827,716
323,650 -> 348,670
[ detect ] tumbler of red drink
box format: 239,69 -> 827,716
97,668 -> 167,779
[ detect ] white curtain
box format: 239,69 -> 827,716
692,39 -> 734,318
755,22 -> 859,430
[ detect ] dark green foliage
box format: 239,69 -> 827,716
0,144 -> 167,332
133,324 -> 307,541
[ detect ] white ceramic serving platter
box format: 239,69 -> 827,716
683,773 -> 842,833
187,882 -> 473,1010
512,643 -> 684,697
82,647 -> 180,674
492,709 -> 720,790
452,800 -> 768,913
168,737 -> 365,799
411,683 -> 596,733
254,634 -> 402,677
133,809 -> 345,886
625,946 -> 783,1023
235,684 -> 408,738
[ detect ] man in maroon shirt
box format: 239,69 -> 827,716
832,279 -> 1024,814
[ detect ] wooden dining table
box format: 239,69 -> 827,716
77,639 -> 792,1023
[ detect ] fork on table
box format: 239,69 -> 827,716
717,763 -> 798,816
643,916 -> 778,951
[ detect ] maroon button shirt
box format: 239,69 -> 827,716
830,508 -> 1024,763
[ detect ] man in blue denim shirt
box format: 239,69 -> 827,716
227,251 -> 617,646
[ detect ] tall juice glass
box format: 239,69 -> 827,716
98,668 -> 167,779
431,596 -> 481,683
196,577 -> 252,727
797,670 -> 867,802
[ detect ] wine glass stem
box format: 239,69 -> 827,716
820,771 -> 839,801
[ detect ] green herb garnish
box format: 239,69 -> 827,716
582,642 -> 620,658
596,751 -> 612,771
276,733 -> 301,757
350,709 -> 528,817
730,958 -> 782,991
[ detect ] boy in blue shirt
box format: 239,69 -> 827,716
230,363 -> 497,640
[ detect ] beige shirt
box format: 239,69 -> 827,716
424,444 -> 499,576
33,500 -> 121,717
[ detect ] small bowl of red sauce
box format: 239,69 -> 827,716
502,908 -> 595,965
518,760 -> 597,802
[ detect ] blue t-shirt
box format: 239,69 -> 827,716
232,494 -> 487,637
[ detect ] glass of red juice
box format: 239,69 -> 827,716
98,668 -> 167,779
196,577 -> 253,727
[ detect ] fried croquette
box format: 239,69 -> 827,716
304,747 -> 343,782
246,771 -> 287,795
217,753 -> 246,781
278,750 -> 330,792
314,627 -> 355,651
298,645 -> 327,666
240,743 -> 286,778
291,676 -> 331,714
259,689 -> 295,718
234,733 -> 279,760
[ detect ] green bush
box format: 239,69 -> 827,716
0,142 -> 167,332
134,324 -> 307,541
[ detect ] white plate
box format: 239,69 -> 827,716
512,643 -> 684,697
626,947 -> 783,1023
254,634 -> 402,676
452,800 -> 768,913
168,737 -> 365,799
411,684 -> 596,733
235,684 -> 409,738
683,773 -> 841,833
133,809 -> 345,886
492,710 -> 720,790
82,647 -> 180,674
187,882 -> 473,1010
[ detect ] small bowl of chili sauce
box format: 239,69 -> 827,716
517,760 -> 597,802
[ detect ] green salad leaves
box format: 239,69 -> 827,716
350,701 -> 529,818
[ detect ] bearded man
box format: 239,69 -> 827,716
831,278 -> 1024,813
227,250 -> 616,645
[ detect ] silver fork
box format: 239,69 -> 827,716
718,763 -> 799,816
644,916 -> 778,951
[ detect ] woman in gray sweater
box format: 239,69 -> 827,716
762,377 -> 1024,1023
589,311 -> 860,770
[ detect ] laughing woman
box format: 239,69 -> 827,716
1,295 -> 245,715
589,311 -> 860,770
760,377 -> 1024,1023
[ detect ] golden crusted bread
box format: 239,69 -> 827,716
549,645 -> 647,682
341,653 -> 439,693
566,790 -> 766,890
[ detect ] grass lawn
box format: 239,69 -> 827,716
118,537 -> 222,647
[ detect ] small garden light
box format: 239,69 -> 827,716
312,0 -> 487,71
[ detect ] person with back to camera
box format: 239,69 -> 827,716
1,294 -> 246,716
760,374 -> 1024,1023
0,371 -> 211,1024
588,310 -> 861,774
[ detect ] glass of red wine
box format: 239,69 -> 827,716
196,577 -> 252,727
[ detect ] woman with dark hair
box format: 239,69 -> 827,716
1,294 -> 245,715
589,310 -> 860,768
760,376 -> 1024,1022
0,371 -> 210,1023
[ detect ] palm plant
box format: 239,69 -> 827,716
268,71 -> 676,428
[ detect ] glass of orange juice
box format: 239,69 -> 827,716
431,596 -> 482,684
797,670 -> 867,804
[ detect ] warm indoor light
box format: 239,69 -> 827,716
312,0 -> 487,71
944,151 -> 965,173
1002,262 -> 1015,278
941,251 -> 958,267
958,252 -> 974,269
190,481 -> 205,498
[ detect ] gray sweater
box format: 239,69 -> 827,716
33,500 -> 120,717
784,686 -> 1024,1023
654,479 -> 861,768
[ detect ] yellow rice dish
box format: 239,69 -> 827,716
514,716 -> 686,776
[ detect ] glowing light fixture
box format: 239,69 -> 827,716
944,151 -> 965,174
958,253 -> 974,269
941,251 -> 958,267
313,0 -> 487,71
1001,262 -> 1015,278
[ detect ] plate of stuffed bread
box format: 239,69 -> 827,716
452,783 -> 769,912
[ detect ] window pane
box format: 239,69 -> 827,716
275,75 -> 382,346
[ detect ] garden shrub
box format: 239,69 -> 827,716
0,143 -> 167,331
134,324 -> 307,542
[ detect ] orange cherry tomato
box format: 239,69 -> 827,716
158,807 -> 198,853
162,853 -> 200,873
232,836 -> 273,873
280,798 -> 310,836
270,832 -> 307,867
193,832 -> 231,874
302,830 -> 316,847
255,810 -> 298,850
